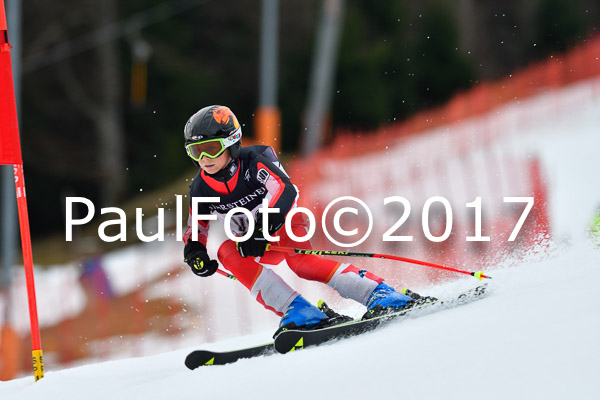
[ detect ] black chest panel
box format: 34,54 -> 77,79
189,146 -> 282,224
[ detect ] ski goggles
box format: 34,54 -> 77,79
185,129 -> 241,161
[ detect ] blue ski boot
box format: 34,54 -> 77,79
363,283 -> 438,319
363,282 -> 414,319
276,295 -> 329,335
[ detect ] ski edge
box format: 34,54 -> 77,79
273,284 -> 488,354
185,342 -> 275,369
185,284 -> 489,367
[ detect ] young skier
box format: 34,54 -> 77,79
182,105 -> 429,332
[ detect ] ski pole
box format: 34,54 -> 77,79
267,245 -> 491,281
216,269 -> 238,280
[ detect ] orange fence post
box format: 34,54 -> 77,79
254,106 -> 281,153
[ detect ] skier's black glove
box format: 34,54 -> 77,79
184,241 -> 218,277
237,227 -> 268,258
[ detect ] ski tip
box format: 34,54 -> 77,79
185,351 -> 215,370
184,354 -> 199,370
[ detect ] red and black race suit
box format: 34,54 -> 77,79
184,145 -> 298,246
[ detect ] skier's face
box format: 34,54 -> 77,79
199,149 -> 232,174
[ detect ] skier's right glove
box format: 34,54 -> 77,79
184,241 -> 219,277
236,226 -> 268,258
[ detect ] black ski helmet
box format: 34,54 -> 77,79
184,105 -> 242,163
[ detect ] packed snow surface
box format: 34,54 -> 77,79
1,243 -> 598,400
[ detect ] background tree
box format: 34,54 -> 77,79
11,0 -> 599,238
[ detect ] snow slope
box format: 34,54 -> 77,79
1,242 -> 598,400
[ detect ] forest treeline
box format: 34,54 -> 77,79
15,0 -> 598,236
